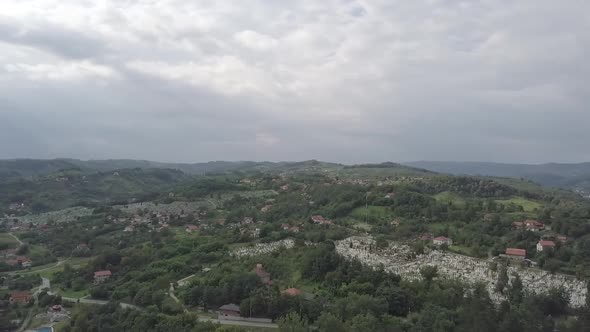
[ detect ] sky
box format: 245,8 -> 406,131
0,0 -> 589,164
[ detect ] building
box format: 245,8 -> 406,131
524,220 -> 545,232
311,215 -> 332,225
123,226 -> 134,232
254,264 -> 272,285
505,248 -> 526,259
537,240 -> 556,252
94,270 -> 112,284
281,223 -> 290,231
219,303 -> 241,317
432,236 -> 453,246
281,288 -> 302,296
419,233 -> 433,241
16,256 -> 32,268
186,225 -> 200,233
261,205 -> 273,212
9,291 -> 31,304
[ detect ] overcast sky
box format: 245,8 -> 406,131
0,0 -> 589,164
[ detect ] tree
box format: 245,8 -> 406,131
278,312 -> 309,332
495,264 -> 508,294
420,266 -> 438,288
507,273 -> 523,305
316,312 -> 347,332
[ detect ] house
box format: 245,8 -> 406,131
557,235 -> 568,243
252,228 -> 261,238
9,291 -> 31,304
16,256 -> 31,268
289,226 -> 300,233
8,202 -> 24,210
261,205 -> 273,212
254,264 -> 272,285
537,240 -> 556,252
280,184 -> 289,191
282,288 -> 302,296
94,270 -> 112,284
419,233 -> 432,241
281,223 -> 290,231
505,248 -> 526,259
524,220 -> 544,232
186,225 -> 200,233
219,303 -> 241,317
512,221 -> 524,229
384,192 -> 396,199
123,226 -> 134,232
432,236 -> 453,246
311,215 -> 332,225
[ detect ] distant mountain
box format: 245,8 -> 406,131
405,161 -> 590,197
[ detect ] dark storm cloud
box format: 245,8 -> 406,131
0,0 -> 589,163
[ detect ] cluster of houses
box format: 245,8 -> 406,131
512,219 -> 546,232
281,223 -> 301,233
311,215 -> 333,226
0,249 -> 32,269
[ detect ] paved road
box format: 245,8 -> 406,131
60,296 -> 140,309
198,317 -> 278,329
32,277 -> 52,298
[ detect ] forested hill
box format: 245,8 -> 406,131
0,168 -> 185,213
406,161 -> 590,197
0,158 -> 343,179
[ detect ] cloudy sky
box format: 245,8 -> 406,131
0,0 -> 589,164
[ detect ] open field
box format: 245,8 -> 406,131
495,197 -> 543,212
350,206 -> 394,223
434,191 -> 466,208
0,232 -> 20,249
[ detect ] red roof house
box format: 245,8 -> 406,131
505,248 -> 526,259
94,270 -> 112,284
536,240 -> 556,252
9,291 -> 31,304
524,220 -> 544,231
432,236 -> 453,246
186,225 -> 200,232
282,288 -> 302,296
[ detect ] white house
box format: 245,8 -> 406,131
433,236 -> 453,246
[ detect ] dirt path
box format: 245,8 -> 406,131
8,232 -> 23,245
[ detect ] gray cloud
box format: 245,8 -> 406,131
0,0 -> 589,164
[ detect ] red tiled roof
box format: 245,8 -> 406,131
10,291 -> 31,302
539,240 -> 556,247
524,220 -> 544,227
282,288 -> 302,296
94,270 -> 112,277
433,236 -> 450,241
506,248 -> 526,257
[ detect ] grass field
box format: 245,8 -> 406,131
350,206 -> 393,224
57,288 -> 88,298
0,233 -> 20,249
495,197 -> 543,212
449,245 -> 475,256
433,191 -> 466,208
